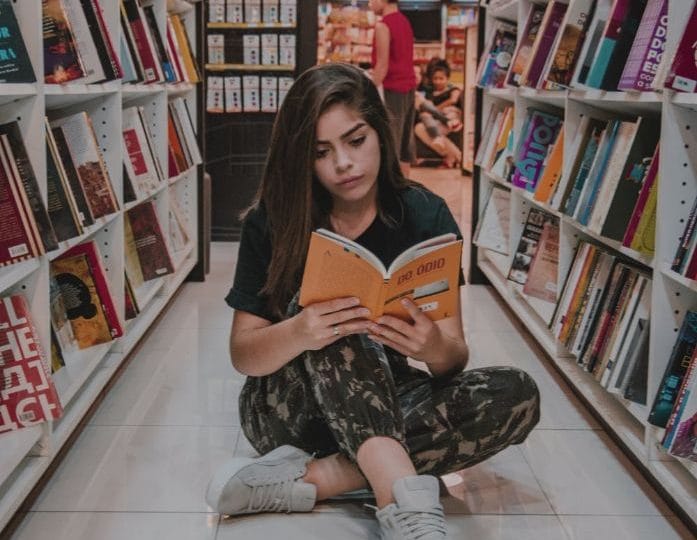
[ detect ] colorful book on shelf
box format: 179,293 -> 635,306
123,209 -> 144,293
299,229 -> 463,322
472,185 -> 510,255
50,251 -> 114,349
664,2 -> 697,93
0,0 -> 36,82
124,272 -> 139,320
83,0 -> 123,81
169,13 -> 200,83
550,242 -> 592,338
617,0 -> 667,91
662,352 -> 697,452
628,169 -> 657,257
61,240 -> 123,340
143,4 -> 176,82
510,109 -> 563,192
557,244 -> 599,345
127,201 -> 175,281
520,1 -> 568,88
49,125 -> 95,228
487,106 -> 514,176
507,2 -> 547,87
51,112 -> 119,220
476,20 -> 516,88
121,0 -> 161,83
60,0 -> 106,84
649,311 -> 697,428
0,121 -> 58,253
49,269 -> 76,356
45,131 -> 83,243
122,106 -> 161,198
621,146 -> 658,249
570,0 -> 610,87
42,0 -> 86,84
541,0 -> 596,89
562,120 -> 605,217
50,326 -> 66,374
167,109 -> 189,176
0,294 -> 63,434
507,208 -> 557,286
171,98 -> 203,166
533,128 -> 564,203
522,219 -> 559,303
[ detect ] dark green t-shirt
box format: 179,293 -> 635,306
225,185 -> 463,321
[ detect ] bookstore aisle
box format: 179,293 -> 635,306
5,169 -> 691,539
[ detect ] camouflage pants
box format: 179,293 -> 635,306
239,308 -> 540,476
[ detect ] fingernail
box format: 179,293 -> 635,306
360,308 -> 371,316
400,298 -> 409,305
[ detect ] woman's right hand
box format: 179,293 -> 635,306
293,297 -> 372,350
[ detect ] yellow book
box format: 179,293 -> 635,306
630,173 -> 658,256
299,229 -> 463,322
169,14 -> 200,83
534,130 -> 564,203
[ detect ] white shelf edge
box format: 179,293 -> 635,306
0,258 -> 42,293
168,164 -> 196,185
166,82 -> 196,96
670,92 -> 697,106
52,341 -> 115,409
0,83 -> 38,97
124,182 -> 169,212
0,425 -> 43,488
47,212 -> 121,262
44,81 -> 120,96
660,263 -> 697,292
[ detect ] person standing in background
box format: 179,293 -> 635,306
369,0 -> 417,177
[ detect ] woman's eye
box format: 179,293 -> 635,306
316,148 -> 329,159
349,135 -> 366,147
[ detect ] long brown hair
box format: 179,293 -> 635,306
246,62 -> 412,319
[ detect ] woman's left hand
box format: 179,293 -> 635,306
367,298 -> 442,362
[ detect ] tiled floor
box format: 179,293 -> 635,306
9,169 -> 694,539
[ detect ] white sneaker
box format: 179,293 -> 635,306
375,475 -> 447,539
206,445 -> 317,515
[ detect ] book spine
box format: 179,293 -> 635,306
623,147 -> 658,247
671,196 -> 697,272
617,0 -> 667,91
665,3 -> 697,92
586,0 -> 630,88
511,111 -> 562,191
122,0 -> 160,83
524,3 -> 567,88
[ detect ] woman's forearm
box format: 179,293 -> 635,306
230,317 -> 307,377
425,334 -> 468,376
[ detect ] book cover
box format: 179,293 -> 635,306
169,14 -> 200,83
621,318 -> 650,404
558,244 -> 599,344
521,1 -> 568,88
542,0 -> 596,89
167,110 -> 189,175
511,109 -> 563,191
487,106 -> 514,175
662,354 -> 697,450
60,0 -> 105,84
649,311 -> 697,427
507,3 -> 546,87
533,128 -> 564,203
168,102 -> 192,168
143,4 -> 176,82
85,0 -> 122,79
51,112 -> 119,220
171,98 -> 203,166
75,0 -> 121,81
563,121 -> 604,216
50,326 -> 66,374
50,125 -> 95,228
124,272 -> 139,320
629,169 -> 658,256
121,0 -> 161,83
472,185 -> 510,255
122,106 -> 160,197
667,367 -> 697,461
299,229 -> 463,322
476,21 -> 516,89
48,269 -> 76,354
571,0 -> 610,87
622,146 -> 659,248
46,133 -> 82,243
522,219 -> 560,303
508,208 -> 557,285
0,121 -> 58,252
665,2 -> 697,92
61,241 -> 123,340
0,0 -> 36,82
0,294 -> 63,433
127,201 -> 175,281
120,2 -> 144,82
618,0 -> 667,91
42,0 -> 85,83
550,241 -> 589,333
51,252 -> 114,349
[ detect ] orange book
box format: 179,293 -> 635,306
558,245 -> 598,344
169,14 -> 200,83
534,129 -> 564,203
299,229 -> 463,322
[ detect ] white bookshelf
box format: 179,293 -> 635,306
475,0 -> 697,525
0,0 -> 202,532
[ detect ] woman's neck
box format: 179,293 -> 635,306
330,200 -> 378,240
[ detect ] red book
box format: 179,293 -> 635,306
622,147 -> 659,247
0,295 -> 63,434
665,3 -> 697,92
121,0 -> 161,83
61,241 -> 123,339
127,201 -> 174,281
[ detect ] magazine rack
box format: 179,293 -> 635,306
0,0 -> 202,531
475,0 -> 697,526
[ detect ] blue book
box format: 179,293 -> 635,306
586,0 -> 629,88
563,123 -> 604,216
577,120 -> 620,226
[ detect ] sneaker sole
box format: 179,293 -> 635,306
205,445 -> 309,514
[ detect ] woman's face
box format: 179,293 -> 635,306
314,103 -> 381,209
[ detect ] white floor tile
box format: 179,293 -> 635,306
559,515 -> 694,540
32,426 -> 239,512
440,446 -> 554,515
444,515 -> 570,540
520,430 -> 672,516
12,512 -> 218,540
461,286 -> 522,333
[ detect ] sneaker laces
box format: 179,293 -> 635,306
371,503 -> 448,539
247,477 -> 296,513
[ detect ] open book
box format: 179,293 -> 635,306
299,229 -> 463,321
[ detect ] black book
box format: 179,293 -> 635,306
50,126 -> 95,227
0,0 -> 35,82
0,121 -> 58,252
600,118 -> 660,241
600,0 -> 648,90
123,163 -> 137,203
622,322 -> 650,405
78,0 -> 119,81
46,136 -> 81,242
142,5 -> 175,82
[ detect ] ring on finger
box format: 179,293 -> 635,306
332,324 -> 341,336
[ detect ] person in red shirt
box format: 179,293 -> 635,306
369,0 -> 417,177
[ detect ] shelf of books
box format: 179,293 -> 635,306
0,0 -> 203,532
474,0 -> 697,526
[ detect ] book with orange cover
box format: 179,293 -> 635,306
299,229 -> 463,322
533,129 -> 564,203
169,14 -> 200,83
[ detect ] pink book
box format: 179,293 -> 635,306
618,0 -> 667,91
665,3 -> 697,92
622,146 -> 658,247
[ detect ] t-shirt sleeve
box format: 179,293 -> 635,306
224,207 -> 274,320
